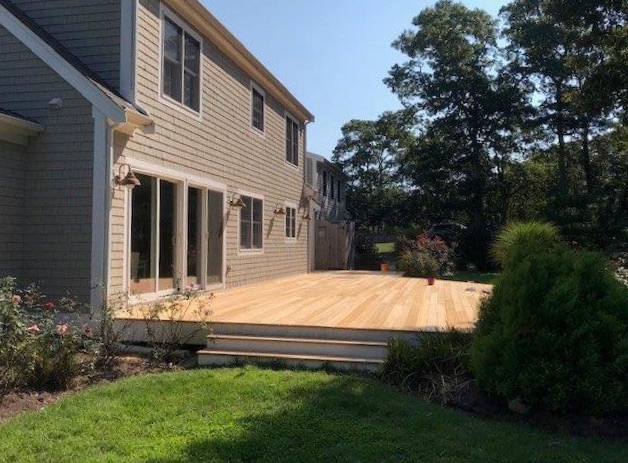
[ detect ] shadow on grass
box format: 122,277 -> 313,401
144,371 -> 625,463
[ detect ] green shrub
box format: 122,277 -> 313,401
491,221 -> 561,269
471,247 -> 628,414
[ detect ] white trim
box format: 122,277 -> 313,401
122,159 -> 228,300
90,109 -> 109,309
158,4 -> 204,120
284,110 -> 300,167
284,201 -> 298,242
0,5 -> 126,123
125,158 -> 225,190
250,81 -> 265,137
237,190 -> 265,255
120,0 -> 137,102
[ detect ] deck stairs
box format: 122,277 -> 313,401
197,322 -> 418,372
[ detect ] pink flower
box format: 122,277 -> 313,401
27,324 -> 41,333
43,301 -> 55,310
56,324 -> 69,336
12,295 -> 21,304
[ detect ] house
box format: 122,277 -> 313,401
0,0 -> 315,307
304,152 -> 354,270
305,152 -> 350,223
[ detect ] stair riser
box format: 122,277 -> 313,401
210,322 -> 420,344
206,338 -> 388,360
198,353 -> 381,373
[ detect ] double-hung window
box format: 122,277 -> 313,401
240,196 -> 263,250
252,87 -> 265,132
285,206 -> 297,239
285,116 -> 299,165
331,175 -> 335,199
322,171 -> 328,197
163,15 -> 201,112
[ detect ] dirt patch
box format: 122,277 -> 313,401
453,380 -> 628,440
0,356 -> 180,424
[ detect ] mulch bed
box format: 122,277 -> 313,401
453,380 -> 628,440
0,355 -> 177,424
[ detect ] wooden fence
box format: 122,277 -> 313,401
314,219 -> 355,270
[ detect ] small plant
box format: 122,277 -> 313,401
491,221 -> 561,269
382,329 -> 472,404
398,234 -> 452,278
139,289 -> 213,364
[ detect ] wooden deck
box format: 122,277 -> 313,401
124,271 -> 491,332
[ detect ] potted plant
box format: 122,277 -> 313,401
397,233 -> 452,284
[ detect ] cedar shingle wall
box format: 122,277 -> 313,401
0,141 -> 26,278
9,0 -> 121,91
0,25 -> 94,301
109,0 -> 309,295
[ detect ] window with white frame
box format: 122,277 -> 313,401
162,15 -> 201,112
251,86 -> 265,132
322,170 -> 328,197
285,206 -> 297,239
240,196 -> 263,250
330,174 -> 335,199
285,116 -> 299,165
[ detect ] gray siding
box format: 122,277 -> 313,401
9,0 -> 122,91
0,25 -> 95,301
317,163 -> 348,223
0,141 -> 26,277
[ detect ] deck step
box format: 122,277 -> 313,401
207,334 -> 388,359
197,349 -> 384,372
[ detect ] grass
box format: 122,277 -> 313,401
374,242 -> 395,254
442,271 -> 499,284
0,368 -> 626,463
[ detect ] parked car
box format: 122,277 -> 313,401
426,223 -> 467,246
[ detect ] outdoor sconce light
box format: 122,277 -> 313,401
114,164 -> 141,188
274,204 -> 286,215
229,194 -> 246,208
302,213 -> 311,221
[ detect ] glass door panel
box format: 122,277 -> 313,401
130,174 -> 156,294
186,187 -> 202,289
158,180 -> 177,291
207,190 -> 224,284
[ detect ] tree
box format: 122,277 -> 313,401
385,0 -> 530,265
332,110 -> 415,232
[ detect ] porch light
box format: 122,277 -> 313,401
302,213 -> 311,221
114,164 -> 141,188
274,205 -> 286,215
229,195 -> 246,208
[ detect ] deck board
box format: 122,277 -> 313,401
123,271 -> 492,332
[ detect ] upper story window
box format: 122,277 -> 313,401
252,86 -> 265,132
322,170 -> 328,197
285,116 -> 299,166
240,195 -> 263,250
330,175 -> 335,199
162,15 -> 201,112
337,179 -> 343,202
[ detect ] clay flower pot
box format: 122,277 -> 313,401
427,277 -> 436,285
380,263 -> 390,272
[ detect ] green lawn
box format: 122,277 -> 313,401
0,368 -> 625,463
442,271 -> 499,284
375,242 -> 395,254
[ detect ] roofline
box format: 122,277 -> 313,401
0,111 -> 44,133
167,0 -> 314,123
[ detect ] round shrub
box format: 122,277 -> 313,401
491,221 -> 561,269
471,247 -> 628,414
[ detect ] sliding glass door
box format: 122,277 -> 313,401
130,174 -> 178,295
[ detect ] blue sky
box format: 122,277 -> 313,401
203,1 -> 508,158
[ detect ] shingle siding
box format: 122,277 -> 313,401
109,0 -> 309,295
0,141 -> 26,277
0,25 -> 94,301
8,0 -> 122,91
